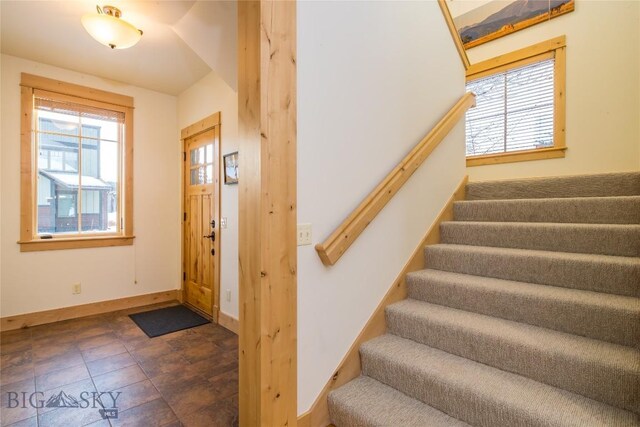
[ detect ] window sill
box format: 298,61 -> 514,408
466,146 -> 567,167
18,235 -> 135,252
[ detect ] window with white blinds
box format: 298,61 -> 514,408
34,94 -> 124,235
19,73 -> 135,252
466,58 -> 555,157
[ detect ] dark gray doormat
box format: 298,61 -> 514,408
129,305 -> 210,337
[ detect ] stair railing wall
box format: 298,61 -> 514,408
315,92 -> 476,266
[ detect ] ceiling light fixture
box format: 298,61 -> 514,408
81,5 -> 143,50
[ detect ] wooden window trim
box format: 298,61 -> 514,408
19,236 -> 135,252
465,36 -> 566,167
19,73 -> 134,251
466,146 -> 567,167
20,73 -> 133,108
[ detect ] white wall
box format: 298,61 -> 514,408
177,71 -> 239,320
172,1 -> 237,91
465,0 -> 640,181
0,54 -> 181,317
297,0 -> 466,413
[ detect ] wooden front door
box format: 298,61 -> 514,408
183,126 -> 220,318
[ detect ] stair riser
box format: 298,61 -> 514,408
406,273 -> 640,348
440,223 -> 640,257
465,172 -> 640,200
361,339 -> 638,427
328,377 -> 472,427
424,246 -> 640,297
328,404 -> 364,427
453,197 -> 640,224
386,307 -> 640,413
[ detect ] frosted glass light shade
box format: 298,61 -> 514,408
81,12 -> 142,49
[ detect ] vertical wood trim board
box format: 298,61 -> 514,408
238,1 -> 298,426
20,86 -> 34,243
124,107 -> 134,237
238,3 -> 261,425
298,176 -> 468,427
554,45 -> 567,149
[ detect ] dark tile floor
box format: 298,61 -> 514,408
0,303 -> 238,427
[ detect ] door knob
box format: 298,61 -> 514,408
203,232 -> 215,242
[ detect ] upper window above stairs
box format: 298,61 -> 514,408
464,36 -> 567,167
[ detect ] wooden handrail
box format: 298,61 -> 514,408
315,92 -> 476,266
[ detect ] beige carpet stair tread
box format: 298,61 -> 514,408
386,299 -> 640,413
425,244 -> 640,297
328,172 -> 640,426
406,269 -> 640,347
360,335 -> 639,427
453,196 -> 640,224
328,376 -> 471,427
440,221 -> 640,257
465,171 -> 640,200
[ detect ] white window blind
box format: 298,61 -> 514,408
465,58 -> 555,157
33,94 -> 123,235
34,96 -> 125,124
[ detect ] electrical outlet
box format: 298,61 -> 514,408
226,289 -> 231,302
221,217 -> 228,228
297,223 -> 312,246
72,283 -> 81,295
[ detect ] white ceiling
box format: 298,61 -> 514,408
0,1 -> 237,95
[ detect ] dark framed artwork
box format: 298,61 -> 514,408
223,151 -> 238,185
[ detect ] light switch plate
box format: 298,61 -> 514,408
221,217 -> 228,228
297,223 -> 312,246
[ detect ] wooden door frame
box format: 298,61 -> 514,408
238,1 -> 297,425
180,112 -> 222,321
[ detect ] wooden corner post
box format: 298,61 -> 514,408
238,1 -> 297,426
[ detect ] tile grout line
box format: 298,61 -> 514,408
4,309 -> 237,426
78,326 -> 111,427
1,328 -> 37,427
31,329 -> 39,427
95,315 -> 176,425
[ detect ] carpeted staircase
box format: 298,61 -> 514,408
328,172 -> 640,426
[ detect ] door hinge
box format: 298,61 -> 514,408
183,272 -> 186,281
183,212 -> 187,221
